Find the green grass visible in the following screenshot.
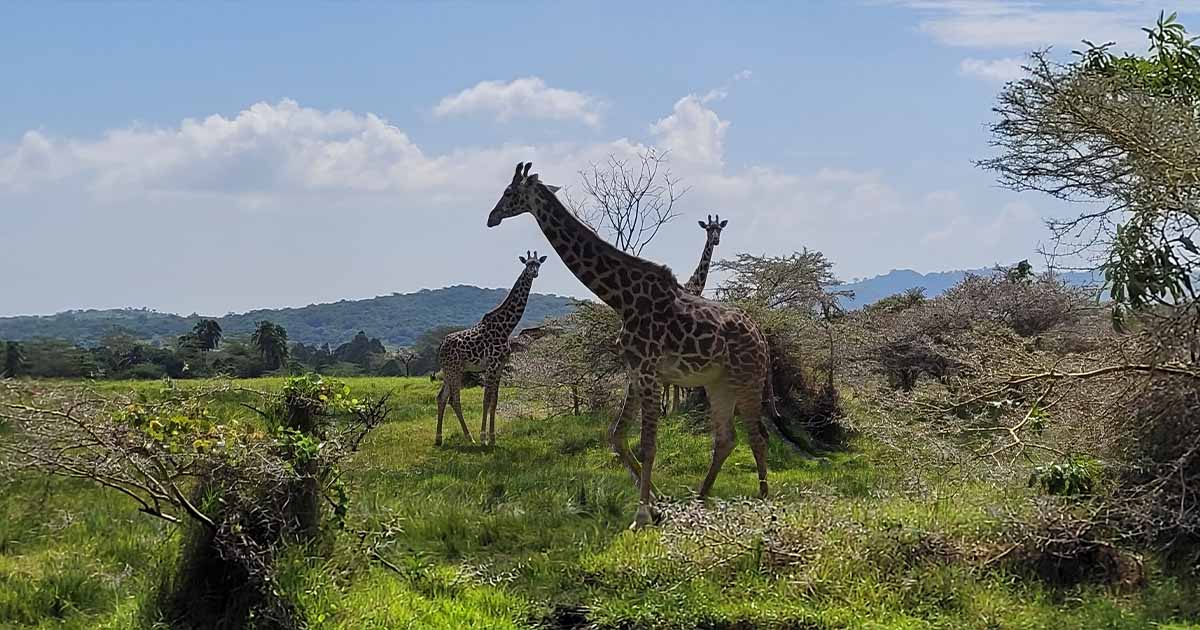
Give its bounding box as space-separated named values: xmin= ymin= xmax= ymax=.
xmin=2 ymin=377 xmax=1198 ymax=629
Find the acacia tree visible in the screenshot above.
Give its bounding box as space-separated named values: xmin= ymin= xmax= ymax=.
xmin=979 ymin=12 xmax=1200 ymax=340
xmin=566 ymin=148 xmax=687 ymax=255
xmin=393 ymin=347 xmax=417 ymax=377
xmin=252 ymin=321 xmax=289 ymax=371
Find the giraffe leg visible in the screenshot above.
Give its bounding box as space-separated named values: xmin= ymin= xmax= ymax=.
xmin=608 ymin=375 xmax=642 ymax=486
xmin=442 ymin=369 xmax=474 ymax=443
xmin=632 ymin=371 xmax=661 ymax=530
xmin=698 ymin=382 xmax=737 ymax=498
xmin=736 ymin=384 xmax=771 ymax=499
xmin=482 ymin=367 xmax=502 ymax=446
xmin=488 ymin=376 xmax=500 ymax=445
xmin=435 ymin=381 xmax=448 ymax=446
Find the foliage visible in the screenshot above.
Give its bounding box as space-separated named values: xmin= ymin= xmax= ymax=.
xmin=252 ymin=320 xmax=289 ymax=371
xmin=2 ymin=341 xmax=24 ymax=378
xmin=980 ymin=13 xmax=1200 ymax=322
xmin=2 ymin=377 xmax=1198 ymax=629
xmin=1028 ymin=457 xmax=1100 ymax=496
xmin=0 ymin=376 xmax=388 ymax=628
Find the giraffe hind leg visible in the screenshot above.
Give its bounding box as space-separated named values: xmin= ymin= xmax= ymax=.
xmin=698 ymin=382 xmax=737 ymax=499
xmin=435 ymin=381 xmax=448 ymax=446
xmin=442 ymin=368 xmax=474 ymax=444
xmin=735 ymin=384 xmax=771 ymax=499
xmin=632 ymin=370 xmax=662 ymax=530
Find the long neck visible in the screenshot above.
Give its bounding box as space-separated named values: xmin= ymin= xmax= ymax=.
xmin=481 ymin=270 xmax=534 ymax=334
xmin=530 ymin=186 xmax=677 ymax=313
xmin=683 ymin=234 xmax=717 ymax=296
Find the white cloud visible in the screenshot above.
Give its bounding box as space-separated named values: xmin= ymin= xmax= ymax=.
xmin=893 ymin=1 xmax=1155 ymax=49
xmin=649 ymin=95 xmax=730 ymax=169
xmin=958 ymin=56 xmax=1026 ymax=81
xmin=0 ymin=94 xmax=1046 ymax=315
xmin=433 ymin=77 xmax=603 ymax=126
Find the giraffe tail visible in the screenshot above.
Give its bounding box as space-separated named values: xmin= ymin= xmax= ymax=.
xmin=761 ymin=348 xmax=820 ymax=456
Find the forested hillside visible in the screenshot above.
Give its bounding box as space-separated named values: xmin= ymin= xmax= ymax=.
xmin=0 ymin=285 xmax=577 ymax=348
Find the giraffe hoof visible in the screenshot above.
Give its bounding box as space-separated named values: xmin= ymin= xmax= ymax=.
xmin=434 ymin=436 xmax=443 ymax=447
xmin=630 ymin=505 xmax=655 ymax=530
xmin=758 ymin=481 xmax=770 ymax=499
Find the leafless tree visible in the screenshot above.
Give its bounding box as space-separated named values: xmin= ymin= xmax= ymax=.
xmin=566 ymin=148 xmax=687 ymax=255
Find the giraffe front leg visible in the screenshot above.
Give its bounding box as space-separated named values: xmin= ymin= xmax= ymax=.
xmin=607 ymin=376 xmax=642 ymax=486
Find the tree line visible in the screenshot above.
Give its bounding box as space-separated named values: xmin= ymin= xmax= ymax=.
xmin=1 ymin=319 xmax=467 ymax=380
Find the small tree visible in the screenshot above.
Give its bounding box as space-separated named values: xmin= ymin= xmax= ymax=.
xmin=193 ymin=319 xmax=223 ymax=352
xmin=393 ymin=347 xmax=417 ymax=377
xmin=566 ymin=149 xmax=686 ymax=255
xmin=2 ymin=341 xmax=24 ymax=378
xmin=252 ymin=321 xmax=289 ymax=371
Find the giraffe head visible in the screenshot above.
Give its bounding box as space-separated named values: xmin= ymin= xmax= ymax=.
xmin=699 ymin=214 xmax=728 ymax=246
xmin=487 ymin=162 xmax=560 ymax=227
xmin=518 ymin=250 xmax=548 ymax=277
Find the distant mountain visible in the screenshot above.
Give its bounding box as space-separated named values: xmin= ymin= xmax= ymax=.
xmin=0 ymin=286 xmax=578 ymax=348
xmin=837 ymin=267 xmax=1102 ymax=310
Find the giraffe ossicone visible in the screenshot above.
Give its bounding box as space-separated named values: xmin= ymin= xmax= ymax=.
xmin=434 ymin=251 xmax=545 ymax=447
xmin=487 ymin=161 xmax=808 ymax=529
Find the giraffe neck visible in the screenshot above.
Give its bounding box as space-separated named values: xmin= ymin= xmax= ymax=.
xmin=683 ymin=235 xmax=717 ymax=296
xmin=529 ymin=186 xmax=678 ymax=314
xmin=481 ymin=270 xmax=534 ymax=335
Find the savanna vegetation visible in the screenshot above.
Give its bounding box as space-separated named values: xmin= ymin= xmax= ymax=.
xmin=3 ymin=13 xmax=1200 ymax=630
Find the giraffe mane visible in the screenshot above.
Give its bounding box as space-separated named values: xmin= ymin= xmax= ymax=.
xmin=532 ymin=181 xmax=681 ymax=288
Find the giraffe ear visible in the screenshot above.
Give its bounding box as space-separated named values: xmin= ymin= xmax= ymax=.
xmin=698 ymin=220 xmax=706 ymax=229
xmin=545 ymin=184 xmax=561 ymax=193
xmin=719 ymin=220 xmax=728 ymax=228
xmin=519 ymin=255 xmax=527 ymax=264
xmin=538 ymin=255 xmax=547 ymax=264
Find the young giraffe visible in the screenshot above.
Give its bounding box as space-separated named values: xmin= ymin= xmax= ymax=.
xmin=682 ymin=214 xmax=727 ymax=296
xmin=668 ymin=214 xmax=728 ymax=411
xmin=435 ymin=251 xmax=547 ymax=447
xmin=487 ymin=162 xmax=803 ymax=529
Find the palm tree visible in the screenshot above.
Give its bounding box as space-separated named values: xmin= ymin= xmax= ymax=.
xmin=3 ymin=341 xmax=26 ymax=378
xmin=251 ymin=321 xmax=289 ymax=371
xmin=193 ymin=319 xmax=223 ymax=351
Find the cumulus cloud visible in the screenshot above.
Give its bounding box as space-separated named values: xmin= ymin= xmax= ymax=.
xmin=958 ymin=56 xmax=1026 ymax=81
xmin=0 ymin=94 xmax=1044 ymax=315
xmin=433 ymin=77 xmax=604 ymax=126
xmin=649 ymin=95 xmax=730 ymax=169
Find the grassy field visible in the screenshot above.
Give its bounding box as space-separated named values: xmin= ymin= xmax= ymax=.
xmin=1 ymin=377 xmax=1198 ymax=629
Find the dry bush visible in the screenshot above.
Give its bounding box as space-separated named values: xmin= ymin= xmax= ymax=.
xmin=0 ymin=376 xmax=387 ymax=629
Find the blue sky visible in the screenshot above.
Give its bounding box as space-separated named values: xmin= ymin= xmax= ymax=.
xmin=2 ymin=1 xmax=1194 ymax=316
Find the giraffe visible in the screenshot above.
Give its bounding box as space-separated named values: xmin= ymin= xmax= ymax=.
xmin=435 ymin=251 xmax=547 ymax=447
xmin=487 ymin=162 xmax=805 ymax=529
xmin=682 ymin=214 xmax=727 ymax=296
xmin=669 ymin=214 xmax=728 ymax=412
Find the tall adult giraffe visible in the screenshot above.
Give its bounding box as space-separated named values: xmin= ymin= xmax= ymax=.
xmin=487 ymin=162 xmax=804 ymax=529
xmin=435 ymin=251 xmax=547 ymax=446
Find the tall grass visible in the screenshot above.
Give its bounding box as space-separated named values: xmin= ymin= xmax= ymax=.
xmin=1 ymin=377 xmax=1197 ymax=628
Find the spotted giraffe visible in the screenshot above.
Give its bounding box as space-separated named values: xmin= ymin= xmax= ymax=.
xmin=487 ymin=162 xmax=805 ymax=529
xmin=682 ymin=214 xmax=727 ymax=296
xmin=435 ymin=252 xmax=547 ymax=447
xmin=668 ymin=214 xmax=729 ymax=411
